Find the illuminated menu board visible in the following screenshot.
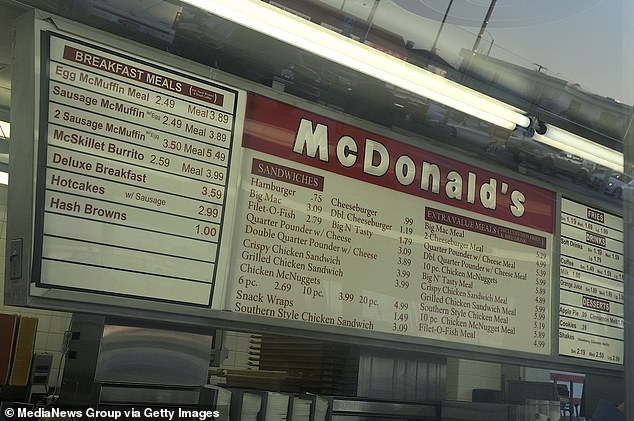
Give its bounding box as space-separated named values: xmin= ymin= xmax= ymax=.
xmin=559 ymin=198 xmax=624 ymax=364
xmin=34 ymin=32 xmax=244 ymax=307
xmin=227 ymin=95 xmax=555 ymax=354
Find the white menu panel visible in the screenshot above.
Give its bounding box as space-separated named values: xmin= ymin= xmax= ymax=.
xmin=559 ymin=198 xmax=624 ymax=364
xmin=227 ymin=95 xmax=555 ymax=355
xmin=34 ymin=32 xmax=244 ymax=307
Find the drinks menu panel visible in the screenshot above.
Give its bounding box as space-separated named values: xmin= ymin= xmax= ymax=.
xmin=34 ymin=32 xmax=244 ymax=307
xmin=559 ymin=198 xmax=624 ymax=364
xmin=227 ymin=95 xmax=555 ymax=354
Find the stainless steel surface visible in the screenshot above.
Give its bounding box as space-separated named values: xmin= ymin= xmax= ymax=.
xmin=332 ymin=399 xmax=438 ymax=416
xmin=61 ymin=314 xmax=214 ymax=405
xmin=440 ymin=401 xmax=513 ymax=421
xmin=330 ymin=398 xmax=439 ymax=420
xmin=60 ymin=313 xmax=105 ymax=405
xmin=357 ymin=351 xmax=446 ymax=402
xmin=99 ymin=385 xmax=201 ymax=405
xmin=330 ymin=415 xmax=418 ymax=421
xmin=94 ymin=324 xmax=212 ymax=386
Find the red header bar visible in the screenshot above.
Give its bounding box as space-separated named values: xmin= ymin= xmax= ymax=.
xmin=425 ymin=207 xmax=547 ymax=249
xmin=243 ymin=95 xmax=554 ymax=233
xmin=62 ymin=45 xmax=224 ymax=106
xmin=251 ymin=158 xmax=324 ymax=191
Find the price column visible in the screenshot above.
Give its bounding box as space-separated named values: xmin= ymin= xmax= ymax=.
xmin=532 ymin=250 xmax=548 ymax=350
xmin=392 ymin=217 xmax=415 ymax=334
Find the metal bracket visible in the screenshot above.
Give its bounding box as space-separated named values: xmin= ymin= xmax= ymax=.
xmin=9 ymin=238 xmax=23 ymax=279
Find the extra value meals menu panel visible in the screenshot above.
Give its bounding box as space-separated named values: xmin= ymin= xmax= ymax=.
xmin=34 ymin=32 xmax=244 ymax=307
xmin=559 ymin=198 xmax=624 ymax=364
xmin=228 ymin=95 xmax=555 ymax=354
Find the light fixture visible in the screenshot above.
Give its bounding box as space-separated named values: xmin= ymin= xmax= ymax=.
xmin=533 ymin=123 xmax=623 ymax=173
xmin=183 ymin=1 xmax=623 ymax=173
xmin=181 ymin=0 xmax=530 ymax=131
xmin=0 ymin=171 xmax=7 ymax=185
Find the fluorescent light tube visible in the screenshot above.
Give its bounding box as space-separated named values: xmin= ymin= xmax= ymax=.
xmin=0 ymin=121 xmax=9 ymax=139
xmin=534 ymin=124 xmax=623 ymax=173
xmin=185 ymin=1 xmax=622 ymax=172
xmin=0 ymin=171 xmax=7 ymax=185
xmin=182 ymin=0 xmax=530 ymax=130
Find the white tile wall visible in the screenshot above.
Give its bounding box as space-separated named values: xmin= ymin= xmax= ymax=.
xmin=0 ymin=184 xmax=72 ymax=390
xmin=220 ymin=332 xmax=259 ymax=370
xmin=522 ymin=366 xmax=552 ymax=382
xmin=446 ymin=358 xmax=502 ymax=401
xmin=445 ymin=358 xmax=459 ymax=400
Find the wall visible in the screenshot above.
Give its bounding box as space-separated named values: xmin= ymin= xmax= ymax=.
xmin=219 ymin=331 xmax=256 ymax=370
xmin=0 ymin=183 xmax=72 ymax=391
xmin=446 ymin=358 xmax=502 ymax=401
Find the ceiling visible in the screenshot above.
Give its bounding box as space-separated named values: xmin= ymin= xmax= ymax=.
xmin=0 ymin=0 xmax=631 ymax=110
xmin=0 ymin=0 xmax=630 ymax=150
xmin=390 ymin=0 xmax=607 ymax=28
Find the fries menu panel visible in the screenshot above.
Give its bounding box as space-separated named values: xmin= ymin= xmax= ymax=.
xmin=34 ymin=32 xmax=244 ymax=307
xmin=227 ymin=95 xmax=556 ymax=354
xmin=559 ymin=198 xmax=624 ymax=364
